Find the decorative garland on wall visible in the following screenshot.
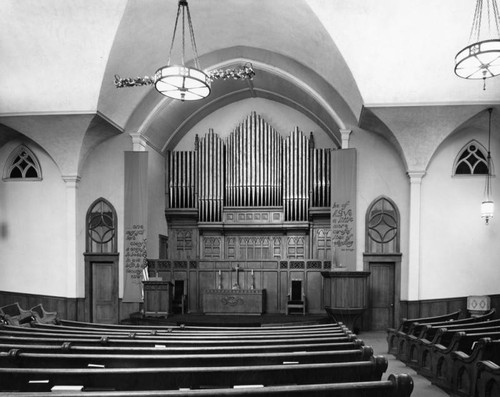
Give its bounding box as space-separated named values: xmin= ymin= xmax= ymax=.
xmin=114 ymin=63 xmax=255 ymax=89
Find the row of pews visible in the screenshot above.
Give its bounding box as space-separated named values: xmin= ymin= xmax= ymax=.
xmin=387 ymin=309 xmax=500 ymax=397
xmin=0 ymin=303 xmax=415 ymax=396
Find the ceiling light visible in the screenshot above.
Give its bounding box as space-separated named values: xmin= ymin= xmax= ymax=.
xmin=481 ymin=108 xmax=495 ymax=224
xmin=114 ymin=1 xmax=254 ymax=100
xmin=455 ymin=0 xmax=500 ymax=90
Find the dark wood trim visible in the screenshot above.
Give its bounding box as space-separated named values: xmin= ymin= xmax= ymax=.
xmin=400 ymin=294 xmax=500 ymax=321
xmin=0 ymin=290 xmax=84 ymax=321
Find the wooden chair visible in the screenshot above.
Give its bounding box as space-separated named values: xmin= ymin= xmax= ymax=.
xmin=0 ymin=302 xmax=33 ymax=326
xmin=172 ymin=279 xmax=187 ymax=314
xmin=30 ymin=304 xmax=59 ymax=324
xmin=287 ymin=279 xmax=306 ymax=315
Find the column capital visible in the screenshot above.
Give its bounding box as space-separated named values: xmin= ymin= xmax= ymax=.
xmin=339 ymin=129 xmax=352 ymax=149
xmin=407 ymin=170 xmax=426 ymax=183
xmin=129 ymin=132 xmax=148 ymax=152
xmin=61 ymin=174 xmax=81 ymax=187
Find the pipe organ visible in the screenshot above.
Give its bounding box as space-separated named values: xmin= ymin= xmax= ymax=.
xmin=165 ymin=112 xmax=333 ymax=262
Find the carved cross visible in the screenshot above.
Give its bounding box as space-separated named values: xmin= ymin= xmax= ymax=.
xmin=232 ymin=264 xmax=240 ymax=289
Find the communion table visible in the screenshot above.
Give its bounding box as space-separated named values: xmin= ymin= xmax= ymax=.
xmin=203 ymin=289 xmax=265 ymax=315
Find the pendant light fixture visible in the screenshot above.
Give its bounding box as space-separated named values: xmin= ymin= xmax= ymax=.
xmin=154 ymin=0 xmax=210 ymax=101
xmin=454 ymin=0 xmax=500 ymax=90
xmin=114 ymin=1 xmax=255 ymax=99
xmin=481 ymin=108 xmax=495 ymax=224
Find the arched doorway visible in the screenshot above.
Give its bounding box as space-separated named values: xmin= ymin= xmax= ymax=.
xmin=363 ymin=196 xmax=401 ymax=330
xmin=84 ymin=198 xmax=119 ymax=323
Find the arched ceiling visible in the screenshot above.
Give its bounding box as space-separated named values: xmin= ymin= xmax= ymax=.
xmin=1 ymin=0 xmax=500 ymax=172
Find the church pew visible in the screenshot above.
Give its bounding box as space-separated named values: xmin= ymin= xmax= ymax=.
xmin=27 ymin=323 xmax=350 ymax=338
xmin=428 ymin=330 xmax=500 ymax=391
xmin=0 ymin=329 xmax=358 ymax=347
xmin=0 ymin=338 xmax=365 ymax=354
xmin=0 ymin=373 xmax=414 ymax=397
xmin=0 ymin=345 xmax=374 ymax=368
xmin=0 ymin=356 xmax=388 ymax=392
xmin=476 ymin=359 xmax=500 ymax=397
xmin=387 ymin=310 xmax=462 ymax=354
xmin=450 ymin=337 xmax=500 ymax=397
xmin=60 ymin=319 xmax=345 ymax=332
xmin=395 ymin=310 xmax=496 ymax=362
xmin=36 ymin=321 xmax=349 ymax=335
xmin=404 ymin=318 xmax=500 ymax=368
xmin=404 ymin=310 xmax=496 ymax=342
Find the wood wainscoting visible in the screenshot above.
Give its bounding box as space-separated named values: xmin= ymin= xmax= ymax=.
xmin=0 ymin=291 xmax=141 ymax=324
xmin=400 ymin=294 xmax=500 ymax=321
xmin=0 ymin=290 xmax=83 ymax=321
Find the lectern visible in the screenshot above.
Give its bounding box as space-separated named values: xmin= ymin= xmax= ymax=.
xmin=321 ymin=271 xmax=370 ymax=332
xmin=142 ymin=280 xmax=172 ymax=317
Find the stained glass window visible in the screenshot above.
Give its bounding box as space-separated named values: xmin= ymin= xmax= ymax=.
xmin=454 ymin=141 xmax=490 ymax=175
xmin=86 ymin=198 xmax=117 ymax=253
xmin=3 ymin=145 xmax=42 ymax=181
xmin=366 ymin=197 xmax=400 ymax=254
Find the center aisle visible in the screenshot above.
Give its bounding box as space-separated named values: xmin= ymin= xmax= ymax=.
xmin=360 ymin=331 xmax=450 ymax=397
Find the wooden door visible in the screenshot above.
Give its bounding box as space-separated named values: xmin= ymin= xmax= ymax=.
xmin=368 ymin=262 xmax=395 ymax=330
xmin=91 ymin=262 xmax=118 ymax=324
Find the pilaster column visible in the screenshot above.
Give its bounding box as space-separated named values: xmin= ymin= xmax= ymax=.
xmin=340 ymin=129 xmax=352 ymax=149
xmin=62 ymin=174 xmax=81 ymax=298
xmin=129 ymin=132 xmax=148 ymax=151
xmin=407 ymin=170 xmax=426 ymax=301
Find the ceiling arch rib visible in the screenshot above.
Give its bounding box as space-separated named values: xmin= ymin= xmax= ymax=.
xmin=125 ymin=47 xmax=358 ymax=152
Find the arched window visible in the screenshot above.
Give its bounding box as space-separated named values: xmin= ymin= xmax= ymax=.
xmin=453 ymin=140 xmax=491 ymax=175
xmin=86 ymin=198 xmax=117 ymax=254
xmin=3 ymin=145 xmax=42 ymax=181
xmin=365 ymin=196 xmax=400 ymax=254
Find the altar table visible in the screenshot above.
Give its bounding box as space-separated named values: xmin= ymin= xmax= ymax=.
xmin=203 ymin=289 xmax=265 ymax=315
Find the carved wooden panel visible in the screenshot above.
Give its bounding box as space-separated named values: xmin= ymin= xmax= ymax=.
xmin=287 ymin=236 xmax=305 ymax=258
xmin=314 ymin=228 xmax=332 ymax=260
xmin=202 ymin=237 xmax=221 ymax=259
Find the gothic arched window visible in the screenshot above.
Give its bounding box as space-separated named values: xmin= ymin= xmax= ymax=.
xmin=454 ymin=140 xmax=491 ymax=175
xmin=366 ymin=196 xmax=400 ymax=254
xmin=86 ymin=198 xmax=117 ymax=254
xmin=3 ymin=145 xmax=42 ymax=181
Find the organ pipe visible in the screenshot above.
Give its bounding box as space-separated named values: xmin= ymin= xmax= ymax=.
xmin=225 ymin=112 xmax=283 ymax=207
xmin=167 ymin=150 xmax=197 ymax=208
xmin=167 ymin=112 xmax=330 ymax=222
xmin=310 ymin=148 xmax=331 ymax=207
xmin=198 ymin=129 xmax=224 ymax=222
xmin=283 ymin=127 xmax=309 ymax=222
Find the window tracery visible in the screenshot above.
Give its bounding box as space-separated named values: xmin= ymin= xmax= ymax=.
xmin=3 ymin=145 xmax=42 ymax=181
xmin=454 ymin=140 xmax=491 ymax=175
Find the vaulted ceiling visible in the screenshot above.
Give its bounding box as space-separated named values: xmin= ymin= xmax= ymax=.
xmin=1 ymin=0 xmax=499 ymax=172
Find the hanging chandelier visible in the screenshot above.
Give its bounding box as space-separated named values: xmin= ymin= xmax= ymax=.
xmin=155 ymin=0 xmax=210 ymax=101
xmin=481 ymin=108 xmax=495 ymax=224
xmin=454 ymin=0 xmax=500 ymax=90
xmin=114 ymin=0 xmax=255 ymax=101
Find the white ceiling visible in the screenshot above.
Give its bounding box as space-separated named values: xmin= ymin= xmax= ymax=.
xmin=1 ymin=0 xmax=499 ymax=123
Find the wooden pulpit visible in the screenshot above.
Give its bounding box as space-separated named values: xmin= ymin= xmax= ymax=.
xmin=321 ymin=271 xmax=370 ymax=332
xmin=142 ymin=280 xmax=172 ymax=317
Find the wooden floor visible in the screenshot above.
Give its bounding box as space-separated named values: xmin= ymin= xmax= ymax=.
xmin=124 ymin=312 xmax=331 ymax=327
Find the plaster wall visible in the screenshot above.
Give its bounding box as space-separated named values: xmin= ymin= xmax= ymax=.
xmin=0 ymin=141 xmax=67 ymax=296
xmin=420 ymin=127 xmax=499 ymax=299
xmin=146 ymin=147 xmax=168 ymax=259
xmin=77 ymin=133 xmax=129 ymax=298
xmin=174 ymin=98 xmax=335 ymax=150
xmin=351 ymin=128 xmax=410 ymax=298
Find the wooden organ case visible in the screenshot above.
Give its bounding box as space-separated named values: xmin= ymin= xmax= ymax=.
xmin=154 ymin=112 xmax=336 ymax=314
